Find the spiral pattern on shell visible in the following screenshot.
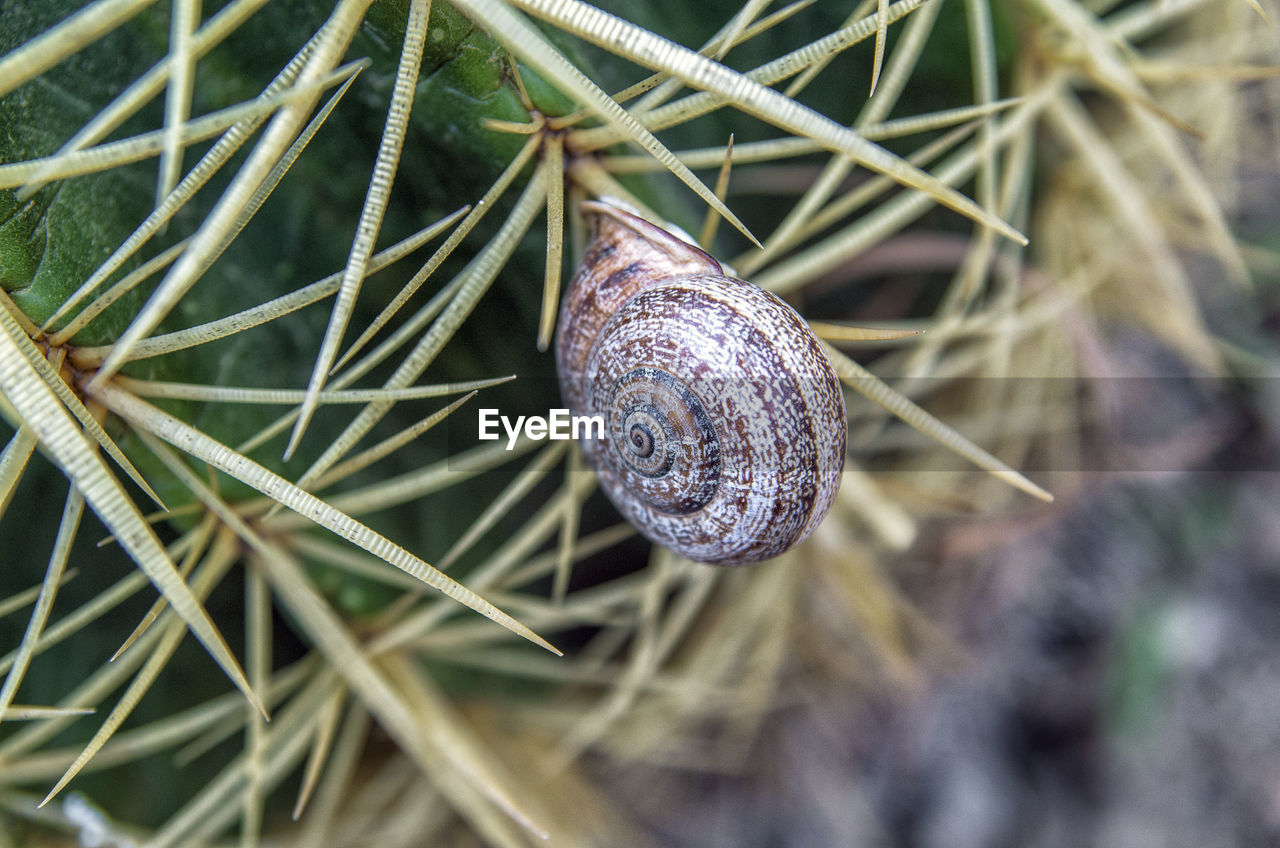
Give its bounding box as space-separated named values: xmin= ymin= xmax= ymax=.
xmin=556 ymin=201 xmax=847 ymax=565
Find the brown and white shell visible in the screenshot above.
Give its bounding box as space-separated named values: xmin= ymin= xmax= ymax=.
xmin=555 ymin=201 xmax=847 ymax=565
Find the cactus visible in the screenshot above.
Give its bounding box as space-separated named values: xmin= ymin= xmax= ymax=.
xmin=0 ymin=0 xmax=1263 ymax=843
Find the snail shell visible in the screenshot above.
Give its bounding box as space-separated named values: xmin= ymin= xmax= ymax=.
xmin=555 ymin=201 xmax=847 ymax=566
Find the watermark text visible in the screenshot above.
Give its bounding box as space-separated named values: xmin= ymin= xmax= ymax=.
xmin=478 ymin=408 xmax=605 ymax=449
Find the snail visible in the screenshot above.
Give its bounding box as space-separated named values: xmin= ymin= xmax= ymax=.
xmin=555 ymin=201 xmax=847 ymax=565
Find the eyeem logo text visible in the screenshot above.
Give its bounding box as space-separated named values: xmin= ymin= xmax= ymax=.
xmin=478 ymin=408 xmax=605 ymax=450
